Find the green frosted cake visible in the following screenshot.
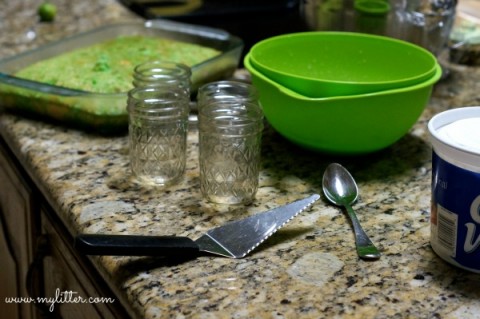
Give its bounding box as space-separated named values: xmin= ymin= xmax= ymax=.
xmin=15 ymin=35 xmax=221 ymax=93
xmin=0 ymin=34 xmax=237 ymax=133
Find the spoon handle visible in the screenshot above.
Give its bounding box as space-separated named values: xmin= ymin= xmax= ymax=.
xmin=345 ymin=205 xmax=381 ymax=260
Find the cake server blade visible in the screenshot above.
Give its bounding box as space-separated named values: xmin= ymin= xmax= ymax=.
xmin=74 ymin=194 xmax=320 ymax=259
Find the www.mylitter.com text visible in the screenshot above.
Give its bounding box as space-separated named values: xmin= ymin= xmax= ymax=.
xmin=4 ymin=288 xmax=116 ymax=312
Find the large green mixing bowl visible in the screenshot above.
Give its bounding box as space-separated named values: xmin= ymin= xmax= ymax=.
xmin=249 ymin=32 xmax=438 ymax=98
xmin=245 ymin=53 xmax=442 ymax=154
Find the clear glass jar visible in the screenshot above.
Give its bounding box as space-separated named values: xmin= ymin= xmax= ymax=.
xmin=198 ymin=101 xmax=264 ymax=204
xmin=132 ymin=60 xmax=192 ymax=98
xmin=127 ymin=86 xmax=190 ymax=186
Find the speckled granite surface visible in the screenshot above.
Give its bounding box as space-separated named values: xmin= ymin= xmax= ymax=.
xmin=1 ymin=1 xmax=480 ymax=318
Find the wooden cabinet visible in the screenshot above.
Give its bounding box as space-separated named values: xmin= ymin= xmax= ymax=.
xmin=0 ymin=139 xmax=130 ymax=319
xmin=39 ymin=206 xmax=129 ymax=318
xmin=0 ymin=139 xmax=39 ymax=319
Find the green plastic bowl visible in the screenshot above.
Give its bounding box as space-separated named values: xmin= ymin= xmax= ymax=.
xmin=249 ymin=32 xmax=438 ymax=98
xmin=245 ymin=53 xmax=442 ymax=154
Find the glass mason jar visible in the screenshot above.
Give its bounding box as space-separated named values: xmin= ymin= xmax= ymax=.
xmin=132 ymin=60 xmax=192 ymax=98
xmin=198 ymin=101 xmax=264 ymax=205
xmin=127 ymin=86 xmax=190 ymax=186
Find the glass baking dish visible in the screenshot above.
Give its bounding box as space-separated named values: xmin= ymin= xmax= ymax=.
xmin=0 ymin=20 xmax=243 ymax=133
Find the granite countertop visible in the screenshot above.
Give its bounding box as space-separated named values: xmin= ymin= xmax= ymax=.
xmin=1 ymin=1 xmax=480 ymax=318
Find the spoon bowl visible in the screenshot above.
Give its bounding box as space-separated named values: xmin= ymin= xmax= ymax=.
xmin=323 ymin=164 xmax=359 ymax=206
xmin=322 ymin=163 xmax=381 ymax=260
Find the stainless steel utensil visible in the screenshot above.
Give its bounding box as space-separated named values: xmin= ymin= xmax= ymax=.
xmin=74 ymin=194 xmax=320 ymax=258
xmin=322 ymin=163 xmax=381 ymax=260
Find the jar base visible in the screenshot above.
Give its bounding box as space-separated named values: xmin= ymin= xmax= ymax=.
xmin=204 ymin=194 xmax=254 ymax=205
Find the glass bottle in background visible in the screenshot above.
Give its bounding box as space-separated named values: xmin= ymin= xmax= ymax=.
xmin=127 ymin=86 xmax=190 ymax=186
xmin=394 ymin=0 xmax=457 ymax=56
xmin=300 ymin=0 xmax=347 ymax=32
xmin=353 ymin=0 xmax=391 ymax=35
xmin=300 ymin=0 xmax=457 ymax=57
xmin=198 ymin=101 xmax=264 ymax=205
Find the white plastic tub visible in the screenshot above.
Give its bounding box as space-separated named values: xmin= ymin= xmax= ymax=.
xmin=428 ymin=106 xmax=480 ymax=273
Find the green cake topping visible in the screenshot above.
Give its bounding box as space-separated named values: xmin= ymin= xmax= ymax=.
xmin=15 ymin=35 xmax=221 ymax=93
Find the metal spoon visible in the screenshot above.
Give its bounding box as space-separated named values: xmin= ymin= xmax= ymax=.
xmin=322 ymin=163 xmax=381 ymax=260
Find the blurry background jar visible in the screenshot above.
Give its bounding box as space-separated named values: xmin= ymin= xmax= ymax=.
xmin=447 ymin=0 xmax=480 ymax=66
xmin=127 ymin=86 xmax=190 ymax=186
xmin=300 ymin=0 xmax=457 ymax=56
xmin=395 ymin=0 xmax=457 ymax=56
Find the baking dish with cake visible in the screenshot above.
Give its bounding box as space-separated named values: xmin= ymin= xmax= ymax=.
xmin=0 ymin=19 xmax=243 ymax=133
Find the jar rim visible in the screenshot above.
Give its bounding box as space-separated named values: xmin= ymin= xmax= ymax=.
xmin=133 ymin=60 xmax=192 ymax=76
xmin=128 ymin=86 xmax=187 ymax=99
xmin=197 ymin=80 xmax=259 ymax=100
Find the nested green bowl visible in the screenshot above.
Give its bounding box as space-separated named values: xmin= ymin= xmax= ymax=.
xmin=249 ymin=32 xmax=438 ymax=98
xmin=245 ymin=53 xmax=442 ymax=154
